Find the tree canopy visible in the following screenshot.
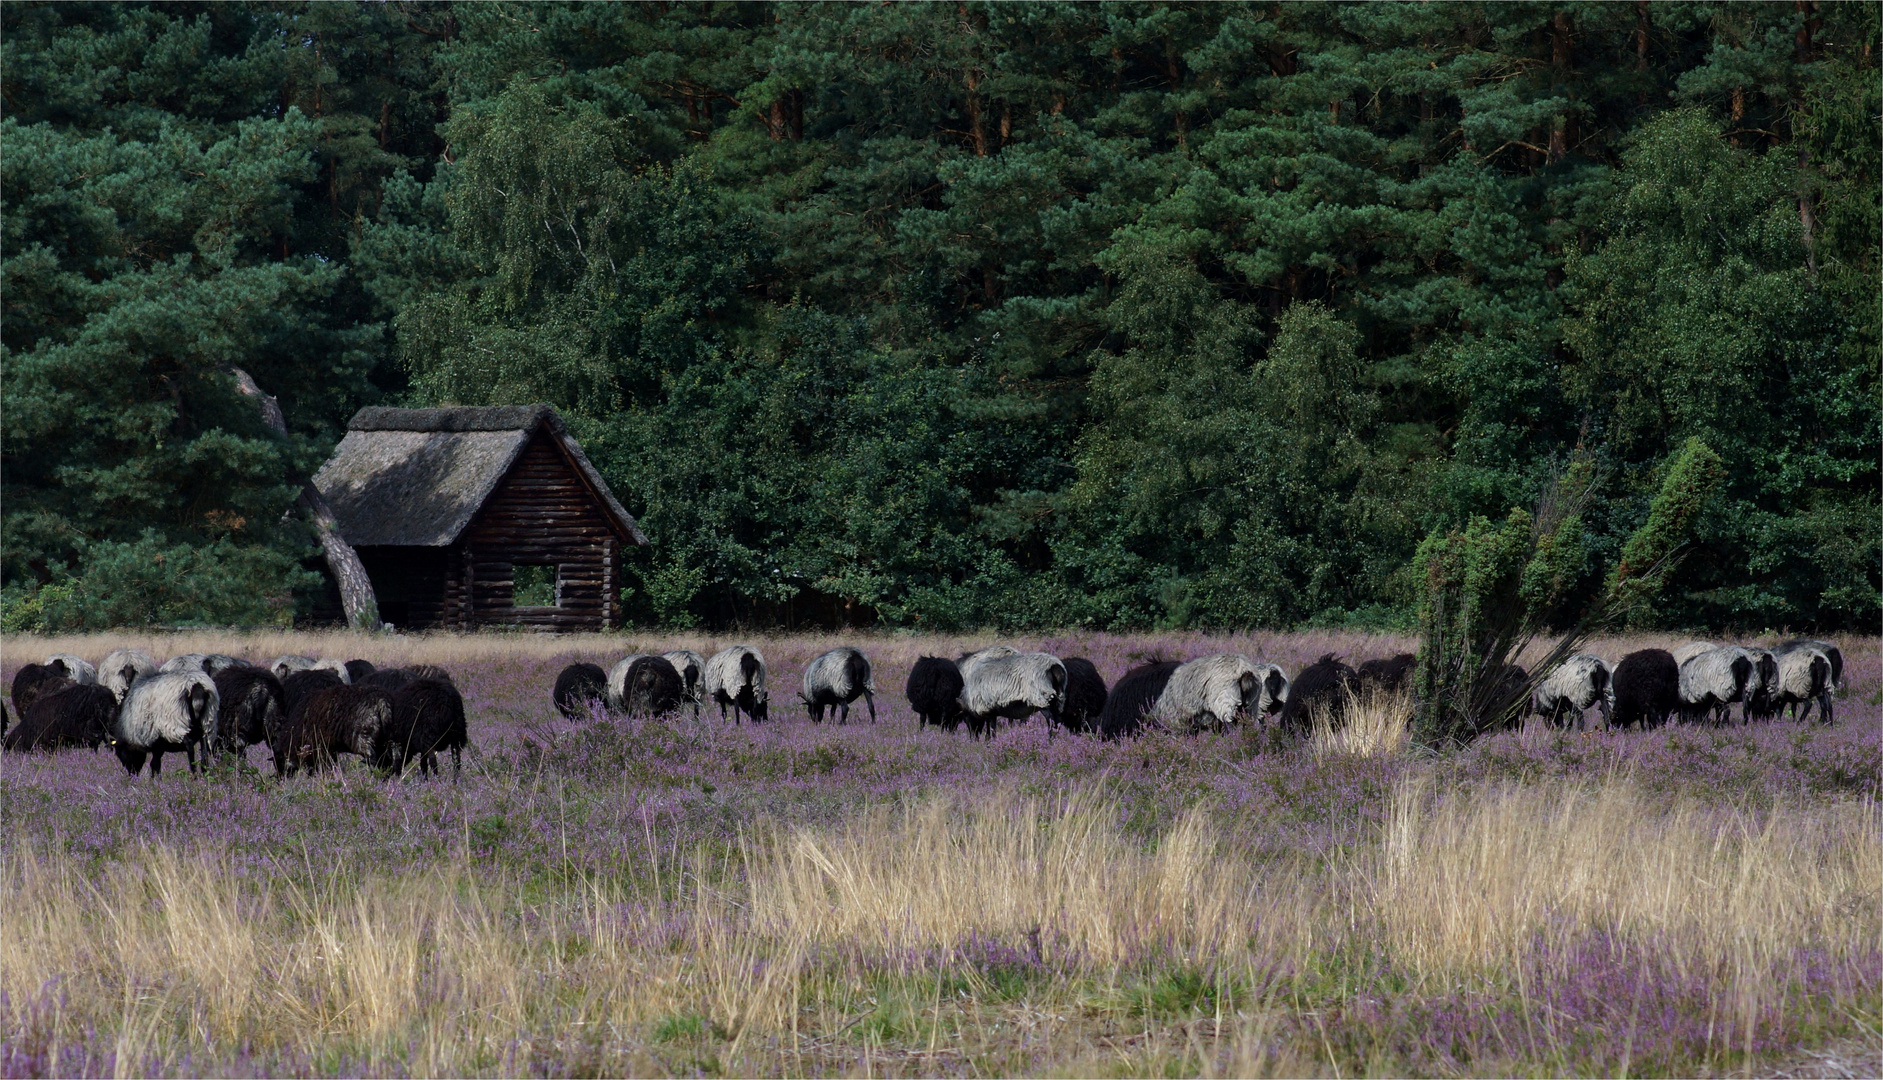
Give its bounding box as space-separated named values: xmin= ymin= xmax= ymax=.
xmin=3 ymin=1 xmax=1876 ymax=633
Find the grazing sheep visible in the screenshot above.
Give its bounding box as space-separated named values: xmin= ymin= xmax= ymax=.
xmin=800 ymin=647 xmax=877 ymax=724
xmin=1676 ymin=646 xmax=1754 ymax=724
xmin=1156 ymin=654 xmax=1287 ymax=732
xmin=1097 ymin=661 xmax=1182 ymax=739
xmin=1056 ymin=658 xmax=1108 ymax=733
xmin=1532 ymin=654 xmax=1611 ymax=729
xmin=552 ymin=663 xmax=609 ymax=720
xmin=211 ymin=666 xmax=285 ymax=761
xmin=376 ymin=678 xmax=468 ymax=778
xmin=614 ymin=655 xmax=686 ymax=717
xmin=1278 ymin=655 xmax=1359 ymax=734
xmin=43 ymin=654 xmax=97 ymax=685
xmin=277 ymin=685 xmax=394 ymax=777
xmin=357 ymin=668 xmax=416 ymax=692
xmin=905 ymin=657 xmax=965 ymax=730
xmin=662 ymin=650 xmax=708 ymax=718
xmin=4 ymin=684 xmax=117 ymax=752
xmin=344 ymin=659 xmax=377 ymax=682
xmin=1770 ymin=645 xmax=1834 ymax=724
xmin=956 ymin=645 xmax=1020 ymax=684
xmin=270 ymin=655 xmax=318 ymax=680
xmin=280 ymin=669 xmax=346 ymax=715
xmin=1743 ymin=648 xmax=1783 ymax=722
xmin=113 ymin=671 xmax=218 ymax=776
xmin=404 ymin=664 xmax=454 ymax=685
xmin=959 ymin=652 xmax=1066 ymax=739
xmin=10 ymin=663 xmax=66 ymax=716
xmin=1611 ymin=649 xmax=1680 ymax=729
xmin=100 ymin=648 xmax=159 ymax=702
xmin=1776 ymin=639 xmax=1843 ymax=693
xmin=704 ymin=646 xmax=769 ymax=724
xmin=1356 ymin=653 xmax=1417 ymax=694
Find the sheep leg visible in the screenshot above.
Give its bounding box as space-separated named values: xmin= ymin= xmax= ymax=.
xmin=149 ymin=752 xmax=163 ymax=777
xmin=186 ymin=743 xmax=198 ymax=774
xmin=864 ymin=692 xmax=876 ymax=723
xmin=1817 ymin=693 xmax=1833 ymax=726
xmin=837 ymin=702 xmax=848 ymax=725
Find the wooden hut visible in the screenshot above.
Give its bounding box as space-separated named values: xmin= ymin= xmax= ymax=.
xmin=312 ymin=405 xmax=646 ymax=631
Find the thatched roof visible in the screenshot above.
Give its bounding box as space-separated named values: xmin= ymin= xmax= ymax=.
xmin=313 ymin=405 xmax=647 ymax=547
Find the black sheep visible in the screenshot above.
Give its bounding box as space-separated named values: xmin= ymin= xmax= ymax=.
xmin=211 ymin=665 xmax=286 ymax=760
xmin=377 ymin=678 xmax=468 ymax=779
xmin=1356 ymin=653 xmax=1416 ymax=694
xmin=553 ymin=662 xmax=609 ymax=720
xmin=277 ymin=684 xmax=393 ymax=777
xmin=1487 ymin=663 xmax=1531 ymax=730
xmin=620 ymin=655 xmax=686 ymax=717
xmin=10 ymin=663 xmax=66 ymax=717
xmin=1098 ymin=661 xmax=1181 ymax=739
xmin=344 ymin=659 xmax=377 ymax=682
xmin=905 ymin=657 xmax=965 ymax=730
xmin=4 ymin=684 xmax=117 ymax=752
xmin=280 ymin=669 xmax=346 ymax=715
xmin=358 ymin=668 xmax=416 ymax=692
xmin=1611 ymin=649 xmax=1680 ymax=730
xmin=1057 ymin=658 xmax=1108 ymax=733
xmin=405 ymin=664 xmax=455 ymax=685
xmin=1277 ymin=654 xmax=1359 ymax=734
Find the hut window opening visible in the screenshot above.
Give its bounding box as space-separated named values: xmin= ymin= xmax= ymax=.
xmin=513 ymin=563 xmax=561 ymax=608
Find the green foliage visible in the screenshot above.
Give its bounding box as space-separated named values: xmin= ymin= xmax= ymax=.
xmin=17 ymin=532 xmax=317 ymax=631
xmin=2 ymin=3 xmax=1876 ymax=631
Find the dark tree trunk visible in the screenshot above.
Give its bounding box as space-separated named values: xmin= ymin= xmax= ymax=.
xmin=226 ymin=366 xmax=381 ymax=630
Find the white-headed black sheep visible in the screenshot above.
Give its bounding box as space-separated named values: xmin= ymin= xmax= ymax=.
xmin=800 ymin=647 xmax=876 ymax=724
xmin=1355 ymin=653 xmax=1417 ymax=694
xmin=905 ymin=657 xmax=965 ymax=730
xmin=1097 ymin=661 xmax=1181 ymax=739
xmin=280 ymin=668 xmax=346 ymax=716
xmin=211 ymin=665 xmax=285 ymax=762
xmin=958 ymin=651 xmax=1066 ymax=739
xmin=5 ymin=683 xmax=117 ymax=752
xmin=616 ymin=655 xmax=686 ymax=717
xmin=277 ymin=684 xmax=393 ymax=777
xmin=1278 ymin=655 xmax=1358 ymax=734
xmin=1611 ymin=649 xmax=1679 ymax=729
xmin=553 ymin=662 xmax=609 ymax=720
xmin=375 ymin=678 xmax=468 ymax=778
xmin=44 ymin=654 xmax=97 ymax=685
xmin=113 ymin=671 xmax=217 ymax=776
xmin=1532 ymin=654 xmax=1611 ymax=729
xmin=100 ymin=648 xmax=159 ymax=703
xmin=1156 ymin=654 xmax=1288 ymax=732
xmin=11 ymin=663 xmax=67 ymax=716
xmin=1056 ymin=658 xmax=1108 ymax=733
xmin=662 ymin=650 xmax=707 ymax=718
xmin=704 ymin=646 xmax=768 ymax=724
xmin=1770 ymin=645 xmax=1834 ymax=724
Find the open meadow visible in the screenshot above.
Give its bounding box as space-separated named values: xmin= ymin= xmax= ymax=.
xmin=1 ymin=629 xmax=1878 ymax=1078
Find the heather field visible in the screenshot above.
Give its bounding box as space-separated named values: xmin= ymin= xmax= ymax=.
xmin=1 ymin=630 xmax=1878 ymax=1079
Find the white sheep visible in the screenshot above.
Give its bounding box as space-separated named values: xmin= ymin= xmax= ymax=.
xmin=112 ymin=670 xmax=218 ymax=776
xmin=800 ymin=647 xmax=877 ymax=724
xmin=958 ymin=651 xmax=1065 ymax=739
xmin=704 ymin=646 xmax=769 ymax=724
xmin=1770 ymin=645 xmax=1835 ymax=724
xmin=1532 ymin=654 xmax=1612 ymax=729
xmin=1155 ymin=654 xmax=1286 ymax=731
xmin=956 ymin=645 xmax=1020 ymax=683
xmin=1677 ymin=645 xmax=1753 ymax=724
xmin=43 ymin=654 xmax=97 ymax=685
xmin=100 ymin=648 xmax=159 ymax=703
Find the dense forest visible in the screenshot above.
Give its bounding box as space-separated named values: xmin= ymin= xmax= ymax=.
xmin=2 ymin=2 xmax=1877 ymax=633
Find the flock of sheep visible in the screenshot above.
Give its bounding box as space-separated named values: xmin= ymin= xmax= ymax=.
xmin=2 ymin=635 xmax=1843 ymax=778
xmin=553 ymin=637 xmax=1847 ymax=738
xmin=4 ymin=650 xmax=466 ymax=778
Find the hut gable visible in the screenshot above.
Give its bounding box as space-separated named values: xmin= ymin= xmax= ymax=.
xmin=315 ymin=406 xmax=645 ymax=548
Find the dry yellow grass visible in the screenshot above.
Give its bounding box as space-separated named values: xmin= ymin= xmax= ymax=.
xmin=2 ymin=779 xmax=1874 ymax=1076
xmin=1308 ymin=685 xmax=1413 ymax=759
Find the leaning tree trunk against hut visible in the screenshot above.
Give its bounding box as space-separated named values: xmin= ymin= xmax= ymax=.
xmin=225 ymin=366 xmax=381 ymax=630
